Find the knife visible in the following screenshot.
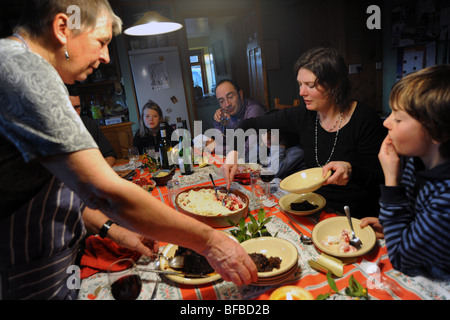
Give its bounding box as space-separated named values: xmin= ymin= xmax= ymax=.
xmin=138 ymin=268 xmax=211 ymax=278
xmin=123 ymin=170 xmax=136 ymax=181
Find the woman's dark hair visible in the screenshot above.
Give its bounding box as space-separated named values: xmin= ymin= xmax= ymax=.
xmin=137 ymin=100 xmax=163 ymax=137
xmin=294 ymin=47 xmax=352 ymax=112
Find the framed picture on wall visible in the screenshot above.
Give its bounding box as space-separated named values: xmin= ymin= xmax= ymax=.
xmin=212 ymin=40 xmax=227 ymax=75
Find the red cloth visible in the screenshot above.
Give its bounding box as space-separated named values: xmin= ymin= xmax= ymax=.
xmin=80 ymin=236 xmax=141 ymax=279
xmin=319 ymin=210 xmax=339 ymax=221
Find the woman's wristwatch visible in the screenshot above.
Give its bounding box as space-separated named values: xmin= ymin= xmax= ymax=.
xmin=99 ymin=220 xmax=118 ymax=238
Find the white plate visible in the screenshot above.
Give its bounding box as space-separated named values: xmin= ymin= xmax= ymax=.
xmin=240 ymin=237 xmax=298 ymax=278
xmin=160 ymin=244 xmax=221 ymax=285
xmin=312 ymin=217 xmax=376 ymax=258
xmin=158 ymin=232 xmax=238 ymax=285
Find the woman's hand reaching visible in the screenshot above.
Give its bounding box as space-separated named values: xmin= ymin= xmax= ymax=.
xmin=220 ymin=150 xmax=239 ymax=188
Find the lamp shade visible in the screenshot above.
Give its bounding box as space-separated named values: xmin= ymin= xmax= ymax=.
xmin=124 ymin=11 xmax=183 ymax=36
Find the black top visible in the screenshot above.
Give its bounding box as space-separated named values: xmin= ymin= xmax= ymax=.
xmin=238 ymin=101 xmax=387 ymax=217
xmin=82 ymin=117 xmax=117 ymax=159
xmin=133 ymin=122 xmax=176 ymax=155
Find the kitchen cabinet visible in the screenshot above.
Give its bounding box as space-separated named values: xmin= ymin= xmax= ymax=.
xmin=75 ymin=39 xmax=130 ymax=125
xmin=99 ymin=122 xmax=133 ymax=160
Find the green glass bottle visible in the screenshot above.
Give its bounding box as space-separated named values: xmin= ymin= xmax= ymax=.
xmin=178 ymin=124 xmax=193 ymax=175
xmin=159 ymin=123 xmax=173 ymax=169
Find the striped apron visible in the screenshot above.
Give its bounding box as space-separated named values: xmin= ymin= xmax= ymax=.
xmin=0 ymin=176 xmax=85 ymax=299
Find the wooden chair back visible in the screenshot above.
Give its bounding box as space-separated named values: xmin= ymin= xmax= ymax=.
xmin=274 ymin=98 xmax=301 ymax=109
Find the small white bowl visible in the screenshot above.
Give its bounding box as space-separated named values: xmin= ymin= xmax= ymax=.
xmin=279 ymin=192 xmax=326 ymax=216
xmin=280 ymin=167 xmax=331 ymax=194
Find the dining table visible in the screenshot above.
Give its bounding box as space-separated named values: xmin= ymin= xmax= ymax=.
xmin=78 ymin=157 xmax=450 ymax=301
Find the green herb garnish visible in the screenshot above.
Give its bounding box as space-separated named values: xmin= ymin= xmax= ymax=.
xmin=316 ymin=271 xmax=368 ymax=300
xmin=226 ymin=208 xmax=276 ymax=243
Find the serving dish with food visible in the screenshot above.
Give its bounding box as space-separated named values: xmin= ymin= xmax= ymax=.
xmin=175 ymin=186 xmax=249 ymax=227
xmin=233 ymin=163 xmax=260 ymax=184
xmin=152 ymin=168 xmax=175 ymax=186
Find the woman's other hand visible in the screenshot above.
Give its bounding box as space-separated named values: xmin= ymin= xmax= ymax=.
xmin=109 ymin=224 xmax=159 ymax=257
xmin=321 ymin=161 xmax=352 ymax=186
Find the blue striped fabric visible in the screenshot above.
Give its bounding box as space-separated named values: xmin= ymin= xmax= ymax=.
xmin=379 ymin=158 xmax=450 ymax=281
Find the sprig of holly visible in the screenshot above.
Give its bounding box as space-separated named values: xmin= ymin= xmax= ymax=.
xmin=316 ymin=271 xmax=368 ymax=300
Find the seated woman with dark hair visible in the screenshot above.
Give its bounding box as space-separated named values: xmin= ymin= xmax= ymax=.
xmin=222 ymin=47 xmax=387 ymax=218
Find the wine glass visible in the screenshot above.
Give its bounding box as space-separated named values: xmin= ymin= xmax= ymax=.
xmin=128 ymin=147 xmax=139 ymax=169
xmin=219 ymin=109 xmax=230 ymax=136
xmin=260 ymin=163 xmax=275 ymax=204
xmin=108 ymin=258 xmax=142 ymax=300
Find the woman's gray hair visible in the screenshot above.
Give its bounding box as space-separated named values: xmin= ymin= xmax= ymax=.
xmin=14 ymin=0 xmax=122 ymax=37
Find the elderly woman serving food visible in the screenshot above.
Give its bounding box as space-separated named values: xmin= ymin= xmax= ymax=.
xmin=0 ymin=0 xmax=257 ymax=299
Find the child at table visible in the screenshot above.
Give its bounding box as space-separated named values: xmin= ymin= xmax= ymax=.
xmin=361 ymin=64 xmax=450 ymax=281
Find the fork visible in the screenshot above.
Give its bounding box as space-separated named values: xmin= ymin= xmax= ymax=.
xmin=222 ymin=188 xmax=230 ymax=206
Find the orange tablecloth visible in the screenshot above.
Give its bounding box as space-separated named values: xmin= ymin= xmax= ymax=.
xmin=79 ymin=163 xmax=449 ymax=300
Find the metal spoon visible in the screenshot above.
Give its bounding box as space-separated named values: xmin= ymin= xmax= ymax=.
xmin=344 ymin=206 xmax=362 ymax=249
xmin=153 ymin=253 xmax=184 ymax=269
xmin=209 ymin=174 xmax=220 ymax=201
xmin=287 ymin=220 xmax=313 ymax=245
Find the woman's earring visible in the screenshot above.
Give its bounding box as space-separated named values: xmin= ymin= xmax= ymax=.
xmin=64 ymin=46 xmax=70 ymax=60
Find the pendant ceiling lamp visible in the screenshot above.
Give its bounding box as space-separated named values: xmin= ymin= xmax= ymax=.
xmin=124 ymin=11 xmax=183 ymax=36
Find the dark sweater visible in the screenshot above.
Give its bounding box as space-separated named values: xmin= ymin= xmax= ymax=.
xmin=82 ymin=117 xmax=117 ymax=159
xmin=133 ymin=122 xmax=176 ymax=155
xmin=238 ymin=101 xmax=387 ymax=217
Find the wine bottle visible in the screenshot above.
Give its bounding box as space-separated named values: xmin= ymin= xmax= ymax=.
xmin=159 ymin=123 xmax=173 ymax=169
xmin=178 ymin=124 xmax=193 ymax=175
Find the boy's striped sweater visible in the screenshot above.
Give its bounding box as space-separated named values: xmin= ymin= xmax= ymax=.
xmin=379 ymin=157 xmax=450 ymax=281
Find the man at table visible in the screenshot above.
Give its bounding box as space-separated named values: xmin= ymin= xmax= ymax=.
xmin=68 ymin=93 xmax=152 ymax=264
xmin=69 ymin=94 xmax=116 ymax=167
xmin=212 ymin=79 xmax=266 ymax=158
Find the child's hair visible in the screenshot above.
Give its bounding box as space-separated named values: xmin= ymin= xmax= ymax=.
xmin=389 ymin=64 xmax=450 ymax=159
xmin=137 ymin=100 xmax=163 ymax=137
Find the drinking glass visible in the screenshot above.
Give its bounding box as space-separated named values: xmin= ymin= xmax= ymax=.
xmin=108 ymin=258 xmax=142 ymax=300
xmin=144 ymin=146 xmax=156 ymax=159
xmin=128 ymin=146 xmax=140 ymax=169
xmin=219 ymin=109 xmax=230 ymax=136
xmin=167 ymin=179 xmax=180 ymax=207
xmin=260 ymin=163 xmax=275 ymax=201
xmin=250 ymin=171 xmax=264 ymax=208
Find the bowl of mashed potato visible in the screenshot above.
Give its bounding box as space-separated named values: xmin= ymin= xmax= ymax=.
xmin=175 ymin=186 xmax=249 ymax=227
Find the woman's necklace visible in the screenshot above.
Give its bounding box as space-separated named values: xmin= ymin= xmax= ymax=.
xmin=318 ymin=112 xmax=343 ymax=132
xmin=315 ymin=112 xmax=343 ymax=167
